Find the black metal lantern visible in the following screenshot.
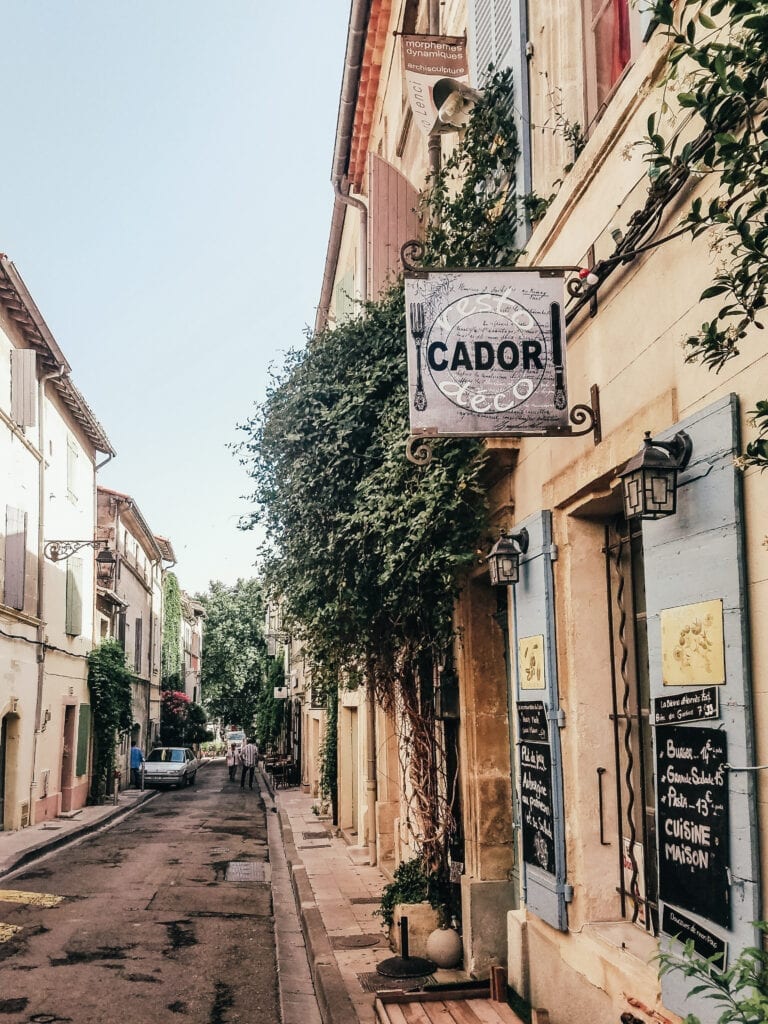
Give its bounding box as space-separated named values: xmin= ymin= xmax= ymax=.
xmin=95 ymin=546 xmax=117 ymax=588
xmin=619 ymin=430 xmax=693 ymax=520
xmin=487 ymin=528 xmax=529 ymax=586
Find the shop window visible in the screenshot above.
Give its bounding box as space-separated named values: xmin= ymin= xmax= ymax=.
xmin=605 ymin=516 xmax=658 ymax=933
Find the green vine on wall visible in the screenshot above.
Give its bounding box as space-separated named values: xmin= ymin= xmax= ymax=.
xmin=648 ymin=0 xmax=768 ymax=469
xmin=161 ymin=571 xmax=182 ymax=688
xmin=87 ymin=639 xmax=133 ymax=803
xmin=237 ymin=67 xmax=522 ymax=876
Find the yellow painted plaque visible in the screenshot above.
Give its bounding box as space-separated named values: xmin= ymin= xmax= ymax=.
xmin=0 ymin=889 xmax=63 ymax=908
xmin=661 ymin=599 xmax=725 ymax=686
xmin=518 ymin=634 xmax=546 ymax=690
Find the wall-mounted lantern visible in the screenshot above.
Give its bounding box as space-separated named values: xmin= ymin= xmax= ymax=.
xmin=44 ymin=539 xmax=117 ymax=589
xmin=619 ymin=430 xmax=693 ymax=520
xmin=487 ymin=528 xmax=529 ymax=586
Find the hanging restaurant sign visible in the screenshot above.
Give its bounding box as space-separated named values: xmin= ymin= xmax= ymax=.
xmin=405 ymin=268 xmax=570 ymax=436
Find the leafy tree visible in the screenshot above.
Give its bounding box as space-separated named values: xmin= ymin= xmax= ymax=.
xmin=197 ymin=578 xmax=267 ymax=734
xmin=254 ymin=658 xmax=289 ymax=753
xmin=87 ymin=639 xmax=134 ymax=802
xmin=159 ymin=690 xmax=212 ymax=746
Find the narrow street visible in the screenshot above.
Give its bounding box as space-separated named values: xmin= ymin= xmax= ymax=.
xmin=0 ymin=762 xmax=280 ymax=1024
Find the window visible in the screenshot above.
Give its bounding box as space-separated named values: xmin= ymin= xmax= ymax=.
xmin=134 ymin=617 xmax=143 ymax=674
xmin=584 ymin=0 xmax=651 ymax=123
xmin=3 ymin=506 xmax=27 ymax=611
xmin=605 ymin=516 xmax=658 ymax=933
xmin=65 ymin=557 xmax=83 ymax=636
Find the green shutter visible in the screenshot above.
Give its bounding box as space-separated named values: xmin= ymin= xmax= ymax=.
xmin=76 ymin=704 xmax=91 ymax=777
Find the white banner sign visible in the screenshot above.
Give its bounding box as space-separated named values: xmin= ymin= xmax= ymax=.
xmin=405 ymin=270 xmax=569 ymax=435
xmin=401 ymin=34 xmax=470 ymax=136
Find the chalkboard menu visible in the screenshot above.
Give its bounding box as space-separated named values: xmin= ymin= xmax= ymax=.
xmin=657 ymin=725 xmax=729 ymax=928
xmin=653 ymin=686 xmax=719 ymax=726
xmin=518 ymin=702 xmax=556 ymax=876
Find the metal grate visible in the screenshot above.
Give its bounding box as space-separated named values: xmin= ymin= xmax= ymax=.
xmin=349 ymin=897 xmax=381 ymax=905
xmin=302 ymin=831 xmax=330 ymax=840
xmin=356 ymin=972 xmax=433 ymax=993
xmin=331 ymin=933 xmax=385 ymax=950
xmin=225 ymin=861 xmax=270 ymax=882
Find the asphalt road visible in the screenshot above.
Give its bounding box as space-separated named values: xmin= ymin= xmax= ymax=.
xmin=0 ymin=761 xmax=279 ymax=1024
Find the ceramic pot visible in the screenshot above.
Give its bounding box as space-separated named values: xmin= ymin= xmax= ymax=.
xmin=425 ymin=925 xmax=462 ymax=968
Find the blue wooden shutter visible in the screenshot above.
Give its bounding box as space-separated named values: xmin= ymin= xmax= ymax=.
xmin=642 ymin=394 xmax=759 ymax=1019
xmin=65 ymin=557 xmax=83 ymax=636
xmin=513 ymin=510 xmax=569 ymax=930
xmin=4 ymin=506 xmax=27 ymax=611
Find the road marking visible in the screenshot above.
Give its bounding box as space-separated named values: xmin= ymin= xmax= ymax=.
xmin=0 ymin=889 xmax=63 ymax=908
xmin=0 ymin=923 xmax=22 ymax=942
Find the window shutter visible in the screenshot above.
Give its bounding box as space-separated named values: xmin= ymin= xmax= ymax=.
xmin=75 ymin=704 xmax=91 ymax=777
xmin=3 ymin=506 xmax=27 ymax=611
xmin=468 ymin=0 xmax=531 ymax=241
xmin=368 ymin=155 xmax=421 ymax=302
xmin=135 ymin=617 xmax=143 ymax=673
xmin=10 ymin=349 xmax=37 ymax=427
xmin=513 ymin=510 xmax=569 ymax=930
xmin=642 ymin=394 xmax=760 ymax=1019
xmin=335 ymin=270 xmax=356 ymax=323
xmin=65 ymin=557 xmax=83 ymax=636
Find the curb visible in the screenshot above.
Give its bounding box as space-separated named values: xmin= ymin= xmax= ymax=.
xmin=277 ymin=807 xmax=360 ymax=1024
xmin=0 ymin=789 xmax=158 ymax=880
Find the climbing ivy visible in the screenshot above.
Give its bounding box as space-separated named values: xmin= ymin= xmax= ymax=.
xmin=648 ymin=0 xmax=768 ymax=468
xmin=236 ymin=68 xmax=522 ymax=871
xmin=87 ymin=639 xmax=133 ymax=803
xmin=161 ymin=572 xmax=182 ymax=688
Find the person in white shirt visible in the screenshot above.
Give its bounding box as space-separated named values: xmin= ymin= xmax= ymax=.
xmin=239 ymin=738 xmax=258 ymax=790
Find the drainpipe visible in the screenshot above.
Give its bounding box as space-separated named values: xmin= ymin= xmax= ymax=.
xmin=30 ymin=365 xmax=66 ymax=818
xmin=333 ymin=181 xmax=368 ymax=306
xmin=366 ymin=680 xmax=377 ymax=865
xmin=427 ymin=0 xmax=441 ymax=185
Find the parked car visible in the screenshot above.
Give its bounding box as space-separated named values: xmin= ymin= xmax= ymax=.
xmin=143 ymin=747 xmax=199 ymax=788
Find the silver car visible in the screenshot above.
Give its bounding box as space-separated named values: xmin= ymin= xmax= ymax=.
xmin=143 ymin=747 xmax=199 ymax=788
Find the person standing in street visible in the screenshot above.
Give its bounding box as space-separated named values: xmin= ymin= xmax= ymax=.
xmin=130 ymin=742 xmax=144 ymax=789
xmin=239 ymin=737 xmax=258 ymax=790
xmin=226 ymin=743 xmax=239 ymax=782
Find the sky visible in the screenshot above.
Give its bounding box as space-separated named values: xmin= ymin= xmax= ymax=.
xmin=2 ymin=1 xmax=349 ymax=594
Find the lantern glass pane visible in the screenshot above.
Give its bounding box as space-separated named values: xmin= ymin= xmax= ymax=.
xmin=644 ymin=468 xmax=676 ymax=516
xmin=622 ymin=471 xmax=643 ymax=519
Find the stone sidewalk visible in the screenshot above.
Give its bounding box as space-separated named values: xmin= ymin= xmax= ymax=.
xmin=266 ymin=780 xmax=468 ymax=1024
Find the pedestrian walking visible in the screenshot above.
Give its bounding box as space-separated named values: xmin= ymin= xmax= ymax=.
xmin=226 ymin=742 xmax=239 ymax=782
xmin=130 ymin=741 xmax=145 ymax=789
xmin=239 ymin=737 xmax=258 ymax=790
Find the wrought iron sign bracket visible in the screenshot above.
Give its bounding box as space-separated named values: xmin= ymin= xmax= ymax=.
xmin=407 ymin=385 xmax=602 ymax=466
xmin=44 ymin=539 xmax=108 ymax=561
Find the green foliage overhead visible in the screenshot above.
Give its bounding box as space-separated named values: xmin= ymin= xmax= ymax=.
xmin=649 ymin=0 xmax=768 ymax=469
xmin=198 ymin=578 xmax=267 ymax=732
xmin=87 ymin=639 xmax=134 ymax=802
xmin=254 ymin=658 xmax=289 ymax=753
xmin=161 ymin=572 xmax=182 ymax=687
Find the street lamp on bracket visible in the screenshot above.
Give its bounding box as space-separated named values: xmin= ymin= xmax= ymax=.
xmin=43 ymin=539 xmax=117 ymax=589
xmin=618 ymin=430 xmax=693 ymax=521
xmin=487 ymin=528 xmax=529 ymax=587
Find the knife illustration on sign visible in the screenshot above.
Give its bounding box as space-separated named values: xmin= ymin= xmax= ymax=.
xmin=550 ymin=302 xmax=567 ymax=410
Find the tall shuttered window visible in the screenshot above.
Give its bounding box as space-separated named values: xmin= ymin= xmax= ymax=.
xmin=3 ymin=506 xmax=27 ymax=611
xmin=10 ymin=349 xmax=37 ymax=428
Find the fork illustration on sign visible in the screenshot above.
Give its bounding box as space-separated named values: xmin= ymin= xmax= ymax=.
xmin=409 ymin=302 xmax=428 ymax=411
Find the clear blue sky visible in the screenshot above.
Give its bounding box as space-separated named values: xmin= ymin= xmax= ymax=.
xmin=2 ymin=2 xmax=349 ymax=594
